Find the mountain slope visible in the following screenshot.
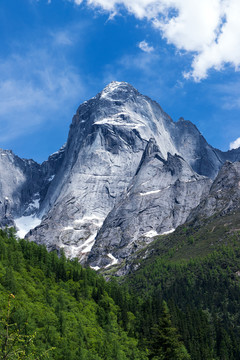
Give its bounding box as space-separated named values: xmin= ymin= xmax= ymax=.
xmin=104 ymin=160 xmax=240 ymax=276
xmin=88 ymin=138 xmax=211 ymax=270
xmin=0 ymin=228 xmax=147 ymax=360
xmin=1 ymin=81 xmax=240 ymax=268
xmin=122 ymin=211 xmax=240 ymax=360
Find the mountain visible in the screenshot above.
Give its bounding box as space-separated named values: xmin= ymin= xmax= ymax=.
xmin=1 ymin=81 xmax=240 ymax=269
xmin=88 ymin=138 xmax=211 ymax=269
xmin=0 ymin=150 xmax=38 ymax=229
xmin=0 ymin=145 xmax=65 ymax=237
xmin=0 ymin=148 xmax=63 ymax=228
xmin=104 ymin=160 xmax=240 ymax=276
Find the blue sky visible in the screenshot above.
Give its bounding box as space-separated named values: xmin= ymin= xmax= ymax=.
xmin=1 ymin=0 xmax=240 ymax=162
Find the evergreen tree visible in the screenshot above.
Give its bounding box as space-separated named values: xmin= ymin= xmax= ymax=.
xmin=148 ymin=301 xmax=190 ymax=360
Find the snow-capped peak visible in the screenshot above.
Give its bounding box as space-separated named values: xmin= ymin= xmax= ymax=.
xmin=100 ymin=81 xmax=136 ymax=100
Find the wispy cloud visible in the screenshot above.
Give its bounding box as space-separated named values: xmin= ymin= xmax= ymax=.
xmin=138 ymin=40 xmax=154 ymax=53
xmin=212 ymin=79 xmax=240 ymax=110
xmin=51 ymin=30 xmax=73 ymax=46
xmin=73 ymin=0 xmax=240 ymax=81
xmin=0 ymin=47 xmax=84 ymax=143
xmin=102 ymin=50 xmax=160 ymax=85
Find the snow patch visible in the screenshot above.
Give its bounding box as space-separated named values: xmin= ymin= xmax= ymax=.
xmin=140 ymin=189 xmax=162 ymax=196
xmin=182 ymin=179 xmax=197 ymax=183
xmin=94 ymin=117 xmax=144 ymax=129
xmin=91 ymin=266 xmax=100 ymax=271
xmin=105 ymin=253 xmax=118 ymax=268
xmin=67 ymin=232 xmax=97 ymax=259
xmin=15 ymin=215 xmax=41 ymax=238
xmin=48 ymin=175 xmax=55 ymax=182
xmin=161 ymin=228 xmax=175 ymax=235
xmin=94 ymin=108 xmax=147 ymax=130
xmin=74 ymin=215 xmax=104 ymax=227
xmin=63 ymin=226 xmax=74 ymax=231
xmin=100 ymin=81 xmax=124 ymax=99
xmin=140 ymin=186 xmax=170 ymax=196
xmin=144 ymin=230 xmax=159 ymax=238
xmin=60 ymin=216 xmax=105 ymax=259
xmin=143 ymin=228 xmax=175 ymax=238
xmin=82 ymin=232 xmax=97 ymax=253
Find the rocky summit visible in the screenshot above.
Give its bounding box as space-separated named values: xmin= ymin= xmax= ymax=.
xmin=0 ymin=81 xmax=240 ymax=271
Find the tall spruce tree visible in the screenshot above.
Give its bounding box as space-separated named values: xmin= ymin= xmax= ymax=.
xmin=148 ymin=301 xmax=190 ymax=360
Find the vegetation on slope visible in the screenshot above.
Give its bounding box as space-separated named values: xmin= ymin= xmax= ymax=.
xmin=124 ymin=211 xmax=240 ymax=359
xmin=0 ymin=228 xmax=147 ymax=360
xmin=2 ymin=209 xmax=240 ymax=360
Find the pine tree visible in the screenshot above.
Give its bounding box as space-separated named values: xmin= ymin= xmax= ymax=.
xmin=148 ymin=301 xmax=190 ymax=360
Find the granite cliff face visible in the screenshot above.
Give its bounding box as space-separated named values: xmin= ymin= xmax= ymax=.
xmin=0 ymin=149 xmax=40 ymax=228
xmin=88 ymin=138 xmax=212 ymax=269
xmin=0 ymin=81 xmax=240 ymax=271
xmin=0 ymin=146 xmax=65 ymax=236
xmin=26 ymin=81 xmax=217 ymax=262
xmin=187 ymin=161 xmax=240 ymax=223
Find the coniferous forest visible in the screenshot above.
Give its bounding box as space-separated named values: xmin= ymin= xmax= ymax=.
xmin=1 ymin=220 xmax=240 ymax=359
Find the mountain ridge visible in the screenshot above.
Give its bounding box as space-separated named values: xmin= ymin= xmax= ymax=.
xmin=0 ymin=81 xmax=240 ymax=271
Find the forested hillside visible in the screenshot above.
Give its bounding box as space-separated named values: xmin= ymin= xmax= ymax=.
xmin=125 ymin=211 xmax=240 ymax=359
xmin=0 ymin=228 xmax=148 ymax=360
xmin=1 ymin=217 xmax=240 ymax=359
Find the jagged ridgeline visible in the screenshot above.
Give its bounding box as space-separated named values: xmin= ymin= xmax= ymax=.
xmin=1 ymin=81 xmax=240 ymax=272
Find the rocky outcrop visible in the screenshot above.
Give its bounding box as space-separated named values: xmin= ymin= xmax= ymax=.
xmin=87 ymin=138 xmax=212 ymax=268
xmin=0 ymin=146 xmax=65 ymax=235
xmin=169 ymin=118 xmax=224 ymax=179
xmin=0 ymin=149 xmax=41 ymax=225
xmin=187 ymin=161 xmax=240 ymax=222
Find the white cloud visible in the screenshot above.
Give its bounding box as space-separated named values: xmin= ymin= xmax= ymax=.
xmin=77 ymin=0 xmax=240 ymax=81
xmin=87 ymin=0 xmax=164 ymax=18
xmin=230 ymin=137 xmax=240 ymax=150
xmin=138 ymin=40 xmax=154 ymax=53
